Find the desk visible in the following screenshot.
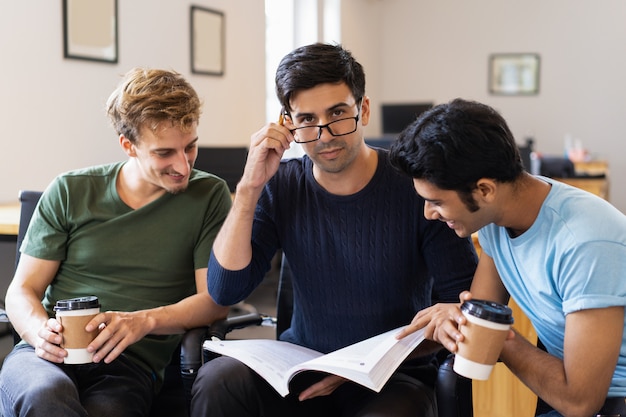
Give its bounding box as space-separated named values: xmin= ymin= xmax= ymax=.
xmin=0 ymin=203 xmax=19 ymax=237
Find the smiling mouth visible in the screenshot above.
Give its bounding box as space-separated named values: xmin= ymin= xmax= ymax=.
xmin=443 ymin=220 xmax=455 ymax=229
xmin=164 ymin=172 xmax=187 ymax=181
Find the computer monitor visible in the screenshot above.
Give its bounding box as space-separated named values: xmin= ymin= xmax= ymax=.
xmin=381 ymin=103 xmax=433 ymax=135
xmin=194 ymin=147 xmax=248 ymax=192
xmin=364 ymin=138 xmax=395 ymax=149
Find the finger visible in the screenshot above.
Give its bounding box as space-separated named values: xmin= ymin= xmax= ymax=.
xmin=459 ymin=291 xmax=472 ymax=303
xmin=435 ymin=322 xmax=463 ymax=352
xmin=251 ymin=125 xmax=292 ymax=150
xmin=35 ymin=339 xmax=67 ymax=363
xmin=99 ymin=341 xmax=126 ymax=364
xmin=396 ymin=321 xmax=424 ymax=339
xmin=85 ymin=312 xmax=107 ymax=332
xmin=39 ymin=326 xmax=63 ymax=346
xmin=506 ymin=329 xmax=516 ymax=340
xmin=298 ymin=376 xmax=343 ymax=401
xmin=91 ymin=331 xmax=127 ymax=363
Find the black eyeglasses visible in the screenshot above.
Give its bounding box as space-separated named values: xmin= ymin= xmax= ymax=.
xmin=287 ymin=108 xmax=361 ymax=144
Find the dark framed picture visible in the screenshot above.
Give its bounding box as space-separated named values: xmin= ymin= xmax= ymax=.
xmin=489 ymin=53 xmax=540 ymax=95
xmin=62 ymin=0 xmax=118 ymax=63
xmin=190 ymin=6 xmax=225 ymax=76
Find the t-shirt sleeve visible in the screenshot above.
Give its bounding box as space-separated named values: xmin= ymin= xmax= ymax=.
xmin=193 ymin=179 xmax=232 ymax=270
xmin=21 ymin=179 xmax=70 ymax=261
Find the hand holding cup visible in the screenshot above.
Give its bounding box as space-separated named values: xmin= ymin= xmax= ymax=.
xmin=54 ymin=296 xmax=101 ymax=364
xmin=453 ymin=299 xmax=514 ymax=380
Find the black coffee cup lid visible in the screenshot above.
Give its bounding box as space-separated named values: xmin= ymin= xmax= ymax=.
xmin=460 ymin=299 xmax=514 ymax=324
xmin=54 ymin=296 xmax=100 ymax=311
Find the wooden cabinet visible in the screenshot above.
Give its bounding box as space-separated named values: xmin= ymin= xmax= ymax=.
xmin=554 ymin=160 xmax=609 ymax=200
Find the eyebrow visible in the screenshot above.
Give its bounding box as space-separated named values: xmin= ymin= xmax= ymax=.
xmin=416 ymin=192 xmax=439 ymax=203
xmin=292 ymin=102 xmax=353 ymax=119
xmin=152 ymin=137 xmax=199 ymax=153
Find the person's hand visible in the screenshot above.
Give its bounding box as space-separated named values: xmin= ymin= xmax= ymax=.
xmin=85 ymin=311 xmax=151 ymax=363
xmin=238 ymin=121 xmax=294 ymax=192
xmin=298 ymin=375 xmax=346 ymax=401
xmin=397 ymin=291 xmax=473 ymax=353
xmin=33 ymin=318 xmax=67 ymax=363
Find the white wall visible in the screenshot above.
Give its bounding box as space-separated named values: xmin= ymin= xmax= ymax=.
xmin=340 ymin=0 xmax=626 ymax=212
xmin=0 ymin=1 xmax=265 ymax=203
xmin=2 ymin=1 xmax=625 ymax=212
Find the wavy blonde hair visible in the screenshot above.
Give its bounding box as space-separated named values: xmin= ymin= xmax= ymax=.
xmin=106 ymin=68 xmax=202 ymax=143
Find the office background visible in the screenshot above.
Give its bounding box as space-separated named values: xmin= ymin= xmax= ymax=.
xmin=1 ymin=0 xmax=625 ymax=212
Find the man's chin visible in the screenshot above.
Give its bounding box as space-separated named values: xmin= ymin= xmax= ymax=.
xmin=166 ymin=185 xmax=188 ymax=195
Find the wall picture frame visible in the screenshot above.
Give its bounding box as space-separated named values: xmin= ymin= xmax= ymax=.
xmin=190 ymin=6 xmax=225 ymax=76
xmin=63 ymin=0 xmax=118 ymax=63
xmin=488 ymin=53 xmax=540 ymax=95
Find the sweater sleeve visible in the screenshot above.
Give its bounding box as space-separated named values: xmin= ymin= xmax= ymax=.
xmin=206 ymin=178 xmax=282 ymax=306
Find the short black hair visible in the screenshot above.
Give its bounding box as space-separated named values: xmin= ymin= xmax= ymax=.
xmin=389 ymin=99 xmax=524 ymax=209
xmin=275 ymin=43 xmax=365 ymax=114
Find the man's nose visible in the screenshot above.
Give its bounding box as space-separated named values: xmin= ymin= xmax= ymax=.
xmin=174 ymin=151 xmax=192 ymax=175
xmin=317 ymin=124 xmax=335 ymax=142
xmin=423 ymin=201 xmax=439 ymax=220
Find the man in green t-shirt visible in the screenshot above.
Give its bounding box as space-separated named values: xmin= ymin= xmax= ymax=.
xmin=0 ymin=68 xmax=231 ymax=417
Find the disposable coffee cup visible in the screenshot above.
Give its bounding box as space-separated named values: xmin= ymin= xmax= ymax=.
xmin=54 ymin=296 xmax=100 ymax=364
xmin=453 ymin=299 xmax=514 ymax=380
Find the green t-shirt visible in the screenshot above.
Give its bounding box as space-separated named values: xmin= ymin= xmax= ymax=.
xmin=21 ymin=161 xmax=231 ymax=385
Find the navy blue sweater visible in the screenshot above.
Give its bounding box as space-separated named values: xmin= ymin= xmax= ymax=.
xmin=208 ymin=149 xmax=477 ymax=354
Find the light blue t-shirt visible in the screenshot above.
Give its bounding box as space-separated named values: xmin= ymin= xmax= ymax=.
xmin=479 ymin=177 xmax=626 ymax=396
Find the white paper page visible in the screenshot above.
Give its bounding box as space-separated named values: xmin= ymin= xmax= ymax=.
xmin=203 ymin=339 xmax=322 ymax=396
xmin=296 ymin=327 xmax=425 ymax=390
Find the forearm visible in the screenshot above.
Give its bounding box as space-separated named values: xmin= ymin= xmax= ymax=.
xmin=211 ymin=182 xmax=262 ymax=270
xmin=136 ymin=292 xmax=229 ymax=335
xmin=5 ymin=285 xmax=50 ymax=346
xmin=500 ymin=331 xmax=605 ymax=417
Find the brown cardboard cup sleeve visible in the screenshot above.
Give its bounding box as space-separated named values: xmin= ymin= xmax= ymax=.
xmin=453 ymin=299 xmax=513 ymax=380
xmin=54 ymin=296 xmax=100 ymax=364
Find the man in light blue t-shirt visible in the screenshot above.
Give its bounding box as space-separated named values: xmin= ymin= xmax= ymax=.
xmin=390 ymin=98 xmax=626 ymax=417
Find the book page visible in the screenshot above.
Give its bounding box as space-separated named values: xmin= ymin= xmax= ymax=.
xmin=203 ymin=339 xmax=322 ymax=396
xmin=203 ymin=326 xmax=425 ymax=396
xmin=293 ymin=327 xmax=425 ymax=391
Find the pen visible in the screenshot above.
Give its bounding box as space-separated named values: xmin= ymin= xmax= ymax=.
xmin=278 ymin=113 xmax=284 ymax=126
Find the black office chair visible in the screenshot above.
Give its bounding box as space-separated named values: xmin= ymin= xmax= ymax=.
xmin=13 ymin=190 xmax=188 ymax=417
xmin=180 ymin=254 xmax=475 ymax=417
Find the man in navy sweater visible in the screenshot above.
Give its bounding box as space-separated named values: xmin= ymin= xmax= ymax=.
xmin=191 ymin=43 xmax=477 ymax=417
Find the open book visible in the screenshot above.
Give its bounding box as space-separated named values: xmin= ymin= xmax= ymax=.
xmin=203 ymin=326 xmax=425 ymax=397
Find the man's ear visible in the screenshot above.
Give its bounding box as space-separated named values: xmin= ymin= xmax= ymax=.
xmin=474 ymin=178 xmax=497 ymax=202
xmin=360 ymin=95 xmax=371 ymax=127
xmin=119 ymin=135 xmax=136 ymax=157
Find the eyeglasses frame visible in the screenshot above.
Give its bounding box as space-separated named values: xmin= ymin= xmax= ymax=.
xmin=285 ymin=101 xmax=362 ymax=144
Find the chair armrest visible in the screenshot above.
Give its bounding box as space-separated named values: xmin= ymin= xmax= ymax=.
xmin=436 ymin=353 xmax=473 ymax=417
xmin=179 ymin=327 xmax=209 ymax=407
xmin=180 ymin=327 xmax=209 ymax=375
xmin=208 ymin=312 xmax=273 ymax=340
xmin=179 ymin=313 xmax=276 ymax=406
